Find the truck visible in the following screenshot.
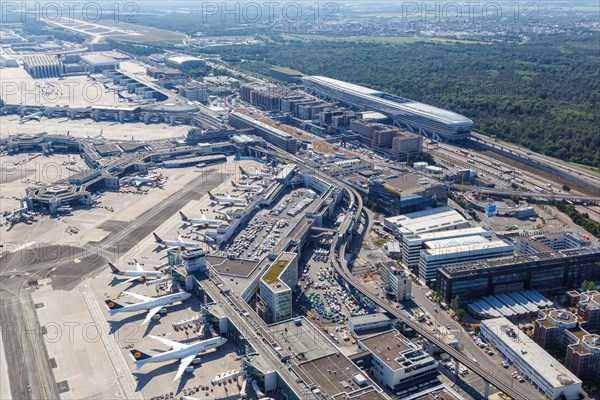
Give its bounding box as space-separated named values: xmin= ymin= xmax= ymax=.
xmin=514 ymin=178 xmax=524 ymax=184
xmin=534 ymin=186 xmax=545 ymax=193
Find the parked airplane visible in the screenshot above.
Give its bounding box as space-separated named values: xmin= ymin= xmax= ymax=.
xmin=130 ymin=335 xmax=227 ymax=381
xmin=85 ymin=129 xmax=104 ymax=139
xmin=207 ymin=191 xmax=247 ymax=207
xmin=121 ymin=173 xmax=163 ymax=187
xmin=152 ymin=232 xmax=202 ymax=249
xmin=108 ymin=260 xmax=162 ymax=284
xmin=239 ymin=166 xmax=271 ymax=179
xmin=232 ymin=181 xmax=262 ymax=192
xmin=179 ymin=211 xmax=221 ymax=229
xmin=20 ymin=111 xmax=43 ymax=123
xmin=105 ymin=290 xmax=191 ymax=325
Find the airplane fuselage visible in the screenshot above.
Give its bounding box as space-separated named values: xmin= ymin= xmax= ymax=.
xmin=136 ymin=337 xmax=227 ymax=365
xmin=109 ymin=292 xmax=191 ymax=314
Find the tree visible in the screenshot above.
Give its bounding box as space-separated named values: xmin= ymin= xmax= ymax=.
xmin=582 ymin=280 xmax=597 ymax=291
xmin=455 ymin=309 xmax=465 ymax=320
xmin=450 ymin=295 xmax=461 ymax=311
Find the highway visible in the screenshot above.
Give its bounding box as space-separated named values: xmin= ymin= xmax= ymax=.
xmin=450 ymin=184 xmax=600 ymax=203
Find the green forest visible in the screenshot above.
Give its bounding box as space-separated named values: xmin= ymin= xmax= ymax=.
xmin=197 ymin=34 xmax=600 ymax=167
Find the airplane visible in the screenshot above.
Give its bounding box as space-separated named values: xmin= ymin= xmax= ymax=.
xmin=232 ymin=181 xmax=262 ymax=192
xmin=207 ymin=191 xmax=246 ymax=207
xmin=85 ymin=129 xmax=104 ymax=139
xmin=105 ymin=290 xmax=191 ymax=325
xmin=179 ymin=211 xmax=221 ymax=229
xmin=108 ymin=260 xmax=162 ymax=284
xmin=239 ymin=166 xmax=271 ymax=179
xmin=130 ymin=335 xmax=227 ymax=381
xmin=153 ymin=232 xmax=202 ymax=249
xmin=20 ymin=111 xmax=43 ymax=123
xmin=121 ymin=173 xmax=163 ymax=187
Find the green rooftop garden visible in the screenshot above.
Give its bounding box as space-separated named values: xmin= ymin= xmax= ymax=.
xmin=263 ymin=259 xmax=290 ymax=284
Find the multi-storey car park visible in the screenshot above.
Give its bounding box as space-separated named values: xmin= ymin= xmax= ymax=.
xmin=302 ymin=76 xmax=473 ymax=142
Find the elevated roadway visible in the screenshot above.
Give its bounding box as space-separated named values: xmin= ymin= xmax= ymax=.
xmin=451 ymin=184 xmax=600 ymax=204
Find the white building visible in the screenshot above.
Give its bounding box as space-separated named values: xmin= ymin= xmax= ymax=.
xmin=384 ymin=206 xmax=469 ymax=241
xmin=418 ymin=239 xmax=514 ymax=283
xmin=258 ymin=252 xmax=298 ymax=323
xmin=516 ymin=232 xmax=592 ymax=255
xmin=379 ymin=262 xmax=411 ymax=301
xmin=402 ymin=226 xmax=493 ymax=268
xmin=480 ymin=317 xmax=582 ymax=400
xmin=348 ymin=313 xmax=392 ymax=334
xmin=358 ymin=330 xmax=438 ymax=390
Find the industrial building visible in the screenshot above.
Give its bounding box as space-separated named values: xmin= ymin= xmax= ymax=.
xmin=402 ymin=226 xmax=493 ymax=269
xmin=369 ymin=175 xmax=449 ymax=216
xmin=357 ymin=330 xmax=438 ymax=391
xmin=23 ymin=55 xmax=61 ymax=78
xmin=384 ymin=206 xmax=468 ymax=241
xmin=516 ymin=232 xmax=592 ymax=255
xmin=378 ymin=261 xmax=412 ymax=301
xmin=302 ymin=75 xmax=473 ymax=142
xmin=481 ymin=317 xmax=582 ymax=400
xmin=436 ymin=247 xmax=600 ymax=305
xmin=80 ymin=53 xmax=119 ymax=73
xmin=166 ymin=55 xmax=205 ymax=70
xmin=418 ymin=238 xmax=514 ymax=284
xmin=467 ymin=290 xmax=553 ymax=319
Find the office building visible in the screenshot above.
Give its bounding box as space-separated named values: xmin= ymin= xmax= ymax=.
xmin=402 ymin=226 xmax=493 ymax=269
xmin=565 ymin=333 xmax=600 ymax=383
xmin=348 ymin=313 xmax=392 ymax=334
xmin=302 ymin=75 xmax=473 ymax=141
xmin=379 ymin=262 xmax=412 ymax=301
xmin=258 ymin=252 xmax=298 ymax=323
xmin=481 ymin=317 xmax=582 ymax=400
xmin=358 ymin=330 xmax=438 ymax=391
xmin=419 ymin=238 xmax=514 ymax=284
xmin=178 ymin=83 xmax=208 ymax=102
xmin=577 ymin=291 xmax=600 ymax=333
xmin=384 ymin=206 xmax=467 ymax=240
xmin=229 ymin=111 xmax=298 ymax=153
xmin=517 ymin=232 xmax=592 ymax=255
xmin=23 ymin=55 xmax=61 ymax=78
xmin=240 ymin=84 xmax=286 ymax=111
xmin=436 ymin=247 xmax=600 ymax=305
xmin=369 ymin=176 xmax=449 ymax=216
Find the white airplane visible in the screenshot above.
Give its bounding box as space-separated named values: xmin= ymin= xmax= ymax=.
xmin=207 ymin=191 xmax=246 ymax=207
xmin=86 ymin=129 xmax=104 ymax=139
xmin=20 ymin=111 xmax=43 ymax=123
xmin=232 ymin=181 xmax=262 ymax=192
xmin=108 ymin=260 xmax=162 ymax=284
xmin=239 ymin=166 xmax=271 ymax=179
xmin=130 ymin=335 xmax=227 ymax=381
xmin=122 ymin=173 xmax=163 ymax=187
xmin=105 ymin=291 xmax=191 ymax=325
xmin=153 ymin=232 xmax=202 ymax=249
xmin=179 ymin=211 xmax=221 ymax=229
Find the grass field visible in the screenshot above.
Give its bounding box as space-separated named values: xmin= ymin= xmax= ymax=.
xmin=279 ymin=33 xmax=489 ymax=45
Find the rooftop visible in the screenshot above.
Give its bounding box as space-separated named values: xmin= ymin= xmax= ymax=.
xmin=547 ymin=309 xmax=578 ymax=325
xmin=359 ymin=330 xmax=418 ymax=370
xmin=207 ymin=256 xmax=259 ymax=278
xmin=80 ymin=53 xmax=118 ymax=65
xmin=481 ymin=317 xmax=582 ymax=389
xmin=349 ymin=313 xmax=391 ymax=326
xmin=377 ymin=173 xmax=444 ymax=195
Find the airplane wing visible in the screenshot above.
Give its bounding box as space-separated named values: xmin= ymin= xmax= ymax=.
xmin=123 ymin=276 xmax=142 ymax=284
xmin=174 ymin=354 xmax=196 ymax=381
xmin=135 ymin=261 xmax=144 ymax=272
xmin=142 ymin=306 xmax=162 ymax=325
xmin=122 ymin=291 xmax=153 ymax=302
xmin=148 ymin=335 xmax=188 ymax=351
xmin=133 ymin=180 xmax=141 ymax=187
xmin=201 ymin=213 xmax=206 ymax=220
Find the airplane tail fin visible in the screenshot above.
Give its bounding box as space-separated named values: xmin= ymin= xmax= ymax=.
xmin=130 ymin=349 xmax=152 ymax=368
xmin=105 ymin=299 xmax=123 ymax=315
xmin=239 ymin=166 xmax=247 ymax=175
xmin=179 ymin=211 xmax=189 ymax=221
xmin=108 ymin=263 xmax=120 ymax=274
xmin=153 ymin=232 xmax=163 ymax=243
xmin=232 ymin=181 xmax=237 ymax=187
xmin=207 ymin=191 xmax=216 ymax=200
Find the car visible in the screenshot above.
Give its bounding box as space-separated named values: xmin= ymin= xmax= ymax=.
xmin=487 ymin=351 xmax=494 ymax=356
xmin=472 ymin=358 xmax=478 ymax=363
xmin=502 ymin=361 xmax=509 ymax=368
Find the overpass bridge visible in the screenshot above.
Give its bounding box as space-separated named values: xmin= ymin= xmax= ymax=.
xmin=451 ymin=184 xmax=600 ymax=205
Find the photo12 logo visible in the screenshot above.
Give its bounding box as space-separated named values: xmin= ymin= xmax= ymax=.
xmin=199 ymin=1 xmax=339 ymax=24
xmin=1 ymin=1 xmax=139 ymax=24
xmin=399 ymin=2 xmax=539 ymax=24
